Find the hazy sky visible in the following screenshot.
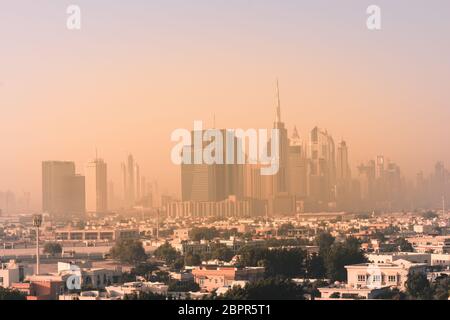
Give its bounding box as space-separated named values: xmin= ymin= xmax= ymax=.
xmin=1 ymin=0 xmax=449 ymax=209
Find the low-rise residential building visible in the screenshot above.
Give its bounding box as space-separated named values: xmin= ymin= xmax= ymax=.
xmin=13 ymin=275 xmax=65 ymax=300
xmin=345 ymin=259 xmax=427 ymax=291
xmin=57 ymin=261 xmax=121 ymax=289
xmin=173 ymin=228 xmax=190 ymax=241
xmin=55 ymin=228 xmax=139 ymax=242
xmin=0 ymin=260 xmax=32 ymax=288
xmin=318 ymin=259 xmax=427 ymax=299
xmin=105 ymin=281 xmax=169 ymax=298
xmin=367 ymin=252 xmax=431 ymax=265
xmin=192 ymin=266 xmax=264 ymax=292
xmin=431 ymin=253 xmax=450 ymax=267
xmin=406 ymin=236 xmax=450 ymax=254
xmin=413 ymin=224 xmax=435 ymax=235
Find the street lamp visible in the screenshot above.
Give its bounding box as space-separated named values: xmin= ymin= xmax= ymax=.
xmin=33 ymin=214 xmax=42 ymax=275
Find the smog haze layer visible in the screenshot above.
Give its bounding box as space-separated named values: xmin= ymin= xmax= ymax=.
xmin=1 ymin=0 xmax=450 ymax=210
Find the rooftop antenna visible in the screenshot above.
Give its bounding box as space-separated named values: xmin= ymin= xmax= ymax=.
xmin=443 ymin=195 xmax=446 ymax=215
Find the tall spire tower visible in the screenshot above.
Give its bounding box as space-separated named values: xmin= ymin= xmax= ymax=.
xmin=276 ymin=79 xmax=281 ymax=123
xmin=271 ymin=79 xmax=289 ymax=196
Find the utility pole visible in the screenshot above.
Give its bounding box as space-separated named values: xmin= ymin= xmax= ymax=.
xmin=33 ymin=214 xmax=42 ymax=275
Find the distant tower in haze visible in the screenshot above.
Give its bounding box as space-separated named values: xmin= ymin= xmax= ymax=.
xmin=336 ymin=140 xmax=351 ymax=209
xmin=309 ymin=127 xmax=336 ymax=203
xmin=136 ymin=164 xmax=141 ymax=200
xmin=181 ymin=129 xmax=241 ymax=202
xmin=127 ymin=154 xmax=135 ymax=205
xmin=336 ymin=141 xmax=351 ymax=181
xmin=121 ymin=154 xmax=143 ymax=208
xmin=272 ymin=80 xmax=289 ymax=196
xmin=42 ymin=161 xmax=85 ymax=218
xmin=121 ymin=154 xmax=138 ymax=208
xmin=85 ymin=158 xmax=108 ymax=214
xmin=288 ymin=126 xmax=308 ymax=198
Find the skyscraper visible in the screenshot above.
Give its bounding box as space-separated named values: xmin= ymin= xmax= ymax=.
xmin=181 ymin=129 xmax=242 ymax=202
xmin=42 ymin=161 xmax=85 ymax=218
xmin=336 ymin=141 xmax=351 ymax=182
xmin=288 ymin=127 xmax=308 ymax=198
xmin=127 ymin=154 xmax=135 ymax=205
xmin=336 ymin=140 xmax=352 ymax=209
xmin=66 ymin=175 xmax=86 ymax=215
xmin=85 ymin=158 xmax=108 ymax=213
xmin=122 ymin=154 xmax=140 ymax=208
xmin=272 ymin=80 xmax=289 ymax=196
xmin=309 ymin=127 xmax=336 ymax=205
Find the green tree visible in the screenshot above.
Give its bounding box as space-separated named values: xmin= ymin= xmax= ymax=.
xmin=0 ymin=287 xmax=26 ymax=300
xmin=210 ymin=244 xmax=234 ymax=262
xmin=43 ymin=242 xmax=63 ymax=256
xmin=168 ymin=280 xmax=200 ymax=292
xmin=124 ymin=292 xmax=166 ymax=300
xmin=395 ymin=237 xmax=414 ymax=252
xmin=153 ymin=242 xmax=179 ymax=264
xmin=184 ymin=252 xmax=202 ymax=266
xmin=277 ymin=223 xmax=295 ymax=236
xmin=315 ymin=232 xmax=335 ymax=255
xmin=432 ymin=275 xmax=450 ymax=300
xmin=131 ymin=263 xmax=158 ymax=280
xmin=375 ymin=288 xmax=407 ymax=300
xmin=110 ymin=239 xmax=147 ymax=265
xmin=237 ymin=246 xmax=305 ymax=278
xmin=221 ymin=278 xmax=305 ymax=300
xmin=306 ymin=253 xmax=326 ymax=279
xmin=189 ymin=227 xmax=219 ymax=241
xmin=329 ymin=292 xmax=340 ymax=299
xmin=406 ymin=273 xmax=433 ymax=300
xmin=236 ymin=246 xmax=267 ymax=267
xmin=264 ymin=248 xmax=306 ymax=278
xmin=422 ymin=211 xmax=438 ymax=219
xmin=323 ymin=237 xmax=367 ymax=281
xmin=265 ymin=238 xmax=310 ymax=247
xmin=152 ymin=271 xmax=170 ymax=284
xmin=372 ymin=232 xmax=386 ymax=243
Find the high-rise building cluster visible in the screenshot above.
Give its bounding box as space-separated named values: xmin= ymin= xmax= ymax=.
xmin=169 ymin=85 xmax=421 ymax=219
xmin=0 ymin=190 xmax=31 ymax=215
xmin=40 ymin=154 xmax=161 ymax=219
xmin=120 ymin=154 xmax=156 ymax=209
xmin=37 ymin=86 xmax=449 ymax=220
xmin=414 ymin=162 xmax=450 ymax=211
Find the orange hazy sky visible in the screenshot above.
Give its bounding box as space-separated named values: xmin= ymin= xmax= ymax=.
xmin=1 ymin=0 xmax=449 ymax=209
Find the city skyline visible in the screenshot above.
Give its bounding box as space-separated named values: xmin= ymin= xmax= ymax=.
xmin=1 ymin=108 xmax=450 ymax=213
xmin=1 ymin=1 xmax=450 ymax=210
xmin=2 ymin=0 xmax=450 ymax=305
xmin=3 ymin=98 xmax=446 ymax=217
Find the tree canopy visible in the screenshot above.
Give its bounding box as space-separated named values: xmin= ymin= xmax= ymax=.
xmin=110 ymin=239 xmax=147 ymax=265
xmin=221 ymin=278 xmax=305 ymax=300
xmin=43 ymin=242 xmax=63 ymax=256
xmin=0 ymin=287 xmax=26 ymax=300
xmin=189 ymin=227 xmax=219 ymax=241
xmin=236 ymin=246 xmax=306 ymax=278
xmin=406 ymin=273 xmax=433 ymax=300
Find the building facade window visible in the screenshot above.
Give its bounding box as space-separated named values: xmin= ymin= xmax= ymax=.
xmin=372 ymin=275 xmax=381 ymax=282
